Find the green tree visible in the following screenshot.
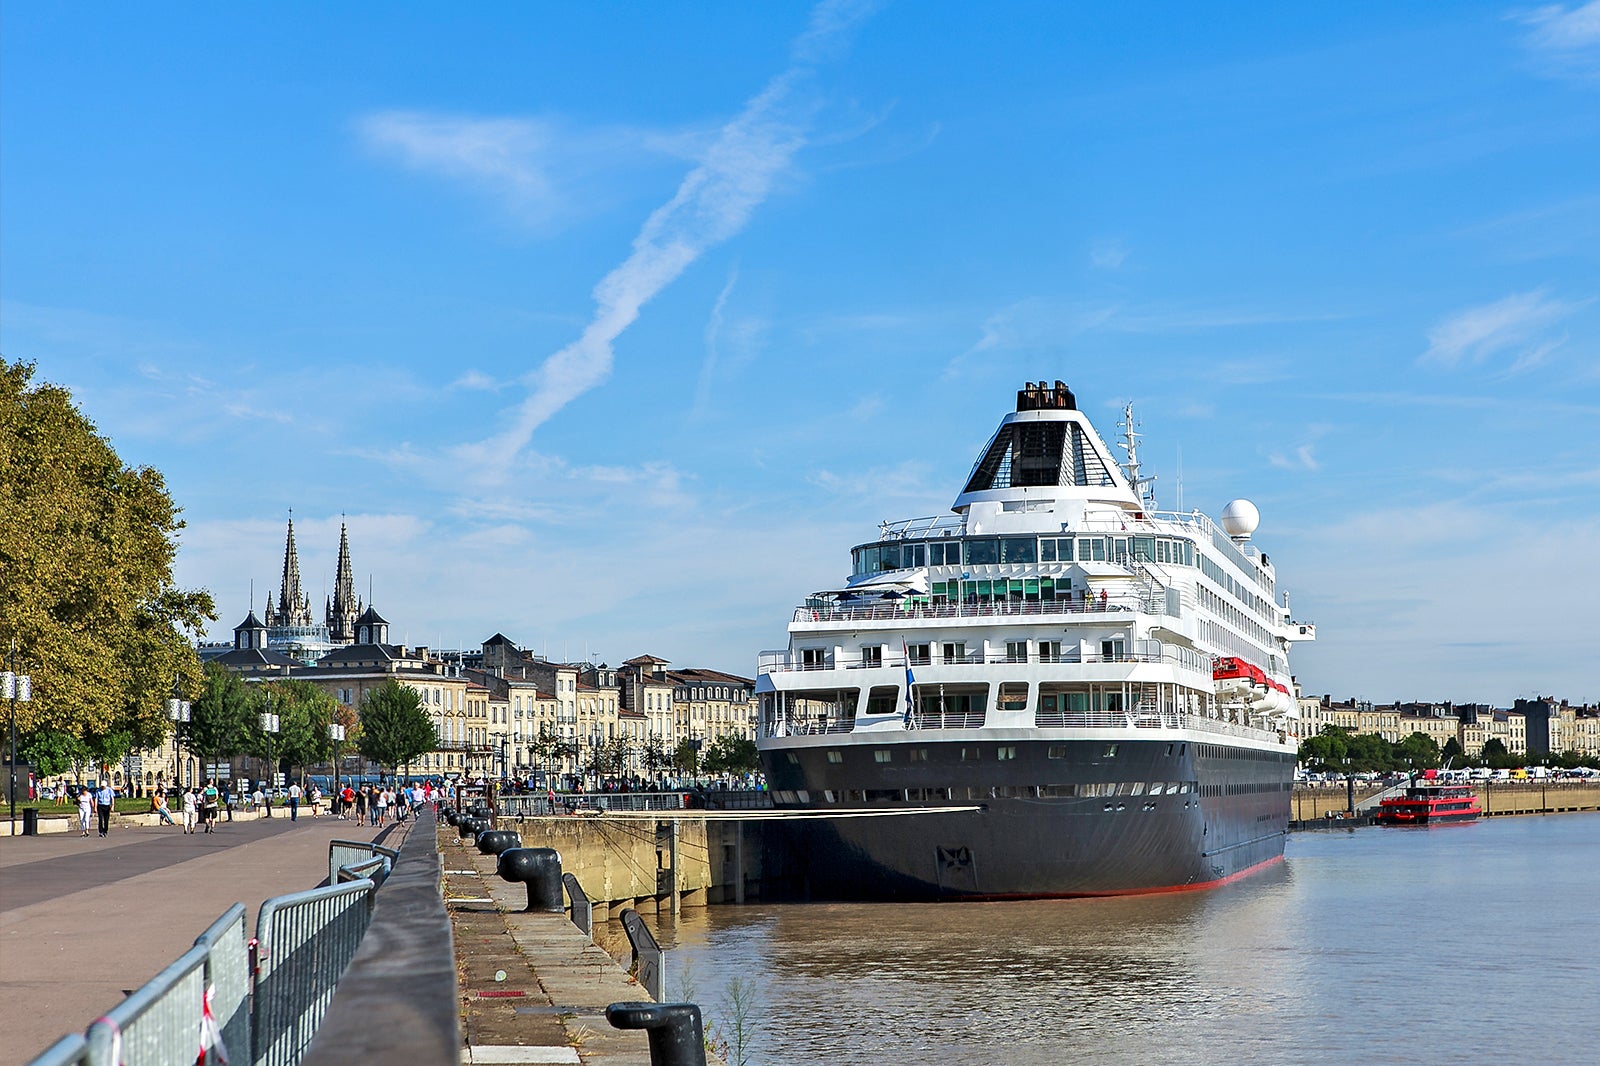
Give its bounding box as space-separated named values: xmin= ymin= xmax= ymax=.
xmin=1298 ymin=726 xmax=1350 ymax=772
xmin=640 ymin=737 xmax=670 ymax=779
xmin=597 ymin=735 xmax=632 ymax=778
xmin=672 ymin=738 xmax=700 ymax=775
xmin=187 ymin=664 xmax=259 ymax=768
xmin=702 ymin=735 xmax=759 ymax=776
xmin=257 ymin=678 xmax=336 ymax=776
xmin=357 ymin=680 xmax=437 ymax=774
xmin=1394 ymin=732 xmax=1441 ymax=772
xmin=1480 ymin=737 xmax=1512 ymax=770
xmin=1440 ymin=737 xmax=1465 ymax=766
xmin=1 ymin=361 xmax=215 ymax=760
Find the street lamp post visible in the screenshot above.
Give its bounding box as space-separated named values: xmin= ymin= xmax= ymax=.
xmin=6 ymin=640 xmax=35 ymax=835
xmin=260 ymin=706 xmax=280 ymax=818
xmin=167 ymin=682 xmax=192 ymax=791
xmin=329 ymin=722 xmax=346 ymax=799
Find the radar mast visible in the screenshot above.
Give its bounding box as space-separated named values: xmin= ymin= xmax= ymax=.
xmin=1117 ymin=402 xmax=1157 ymax=510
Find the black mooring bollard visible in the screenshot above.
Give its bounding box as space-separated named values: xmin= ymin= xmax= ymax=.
xmin=478 ymin=829 xmax=522 ymax=856
xmin=496 ymin=847 xmax=564 ymax=912
xmin=455 ymin=815 xmax=476 ymax=839
xmin=606 ymin=1002 xmax=706 ymax=1066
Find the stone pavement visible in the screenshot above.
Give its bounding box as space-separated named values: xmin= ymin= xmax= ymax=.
xmin=0 ymin=809 xmax=407 ymax=1066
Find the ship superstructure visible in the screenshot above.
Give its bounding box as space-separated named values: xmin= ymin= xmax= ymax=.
xmin=755 ymin=381 xmax=1316 ymax=898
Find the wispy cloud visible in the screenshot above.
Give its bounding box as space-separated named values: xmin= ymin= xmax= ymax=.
xmin=455 ymin=0 xmax=879 ymax=475
xmin=1517 ymin=2 xmax=1600 ymax=78
xmin=359 ymin=112 xmax=706 ymax=229
xmin=449 ymin=370 xmax=501 ymax=391
xmin=1268 ymin=444 xmax=1320 ymax=471
xmin=692 ymin=268 xmax=741 ymax=421
xmin=1090 ymin=239 xmax=1129 ymax=269
xmin=1420 ymin=289 xmax=1585 ymax=369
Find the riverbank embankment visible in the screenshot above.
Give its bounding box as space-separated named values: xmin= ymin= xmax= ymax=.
xmin=1290 ymin=780 xmax=1600 ymax=823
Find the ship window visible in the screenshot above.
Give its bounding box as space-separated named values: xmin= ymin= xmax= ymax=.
xmin=847 ymin=789 xmax=866 ymax=802
xmin=866 ymin=789 xmax=903 ymax=802
xmin=1039 ymin=641 xmax=1063 ymax=663
xmin=826 ymin=750 xmax=843 ymax=764
xmin=907 ymin=643 xmax=931 ymax=666
xmin=1000 ymin=537 xmax=1036 ymax=563
xmin=860 ymin=645 xmax=883 ymax=668
xmin=823 ymin=790 xmax=837 ymax=803
xmin=786 ymin=753 xmax=800 ymax=765
xmin=961 ymin=747 xmax=982 ymax=760
xmin=1130 ymin=781 xmax=1146 ymax=795
xmin=997 ymin=745 xmax=1017 ymax=760
xmin=1047 ymin=745 xmax=1068 ymax=759
xmin=1149 ymin=782 xmax=1165 ymax=795
xmin=1133 ymin=536 xmax=1155 ymax=561
xmin=874 ymin=749 xmax=892 ymax=763
xmin=1102 ymin=744 xmax=1118 ymax=757
xmin=965 ymin=539 xmax=999 ymax=565
xmin=910 ymin=748 xmax=928 ymax=762
xmin=1165 ymin=744 xmax=1174 ymax=757
xmin=1005 ymin=641 xmax=1028 ymax=663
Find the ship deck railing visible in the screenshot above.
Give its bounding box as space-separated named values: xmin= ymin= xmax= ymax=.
xmin=765 ymin=709 xmax=1291 ymax=744
xmin=793 ymin=593 xmax=1154 ymax=625
xmin=761 ymin=646 xmax=1211 ymax=674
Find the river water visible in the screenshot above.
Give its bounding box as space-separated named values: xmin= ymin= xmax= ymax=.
xmin=596 ymin=814 xmax=1599 ymax=1065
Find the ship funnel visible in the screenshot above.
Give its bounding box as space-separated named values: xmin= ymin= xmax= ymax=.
xmin=1016 ymin=380 xmax=1077 ymax=411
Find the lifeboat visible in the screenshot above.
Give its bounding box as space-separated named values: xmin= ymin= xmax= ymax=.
xmin=1213 ymin=657 xmax=1267 ymax=701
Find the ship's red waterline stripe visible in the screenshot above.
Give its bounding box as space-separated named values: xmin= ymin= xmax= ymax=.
xmin=960 ymin=854 xmax=1286 ymax=901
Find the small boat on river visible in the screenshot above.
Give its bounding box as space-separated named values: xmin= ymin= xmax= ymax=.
xmin=1376 ymin=783 xmax=1482 ymax=826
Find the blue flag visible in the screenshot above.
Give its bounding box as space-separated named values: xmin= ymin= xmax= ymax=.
xmin=902 ymin=639 xmax=916 ymax=724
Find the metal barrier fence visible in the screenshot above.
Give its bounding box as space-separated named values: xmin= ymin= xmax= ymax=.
xmin=84 ymin=940 xmax=209 ymax=1066
xmin=327 ymin=839 xmax=398 ymax=885
xmin=24 ymin=1036 xmax=90 ymax=1066
xmin=252 ymin=881 xmax=377 ymax=1066
xmin=336 ymin=856 xmax=390 ymax=887
xmin=194 ymin=904 xmax=252 ymax=1061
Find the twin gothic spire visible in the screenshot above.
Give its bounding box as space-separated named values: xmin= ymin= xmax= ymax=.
xmin=267 ymin=515 xmax=363 ymax=641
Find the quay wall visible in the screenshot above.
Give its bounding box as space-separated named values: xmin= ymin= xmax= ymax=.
xmin=1292 ymin=782 xmax=1600 ymax=822
xmin=496 ymin=815 xmax=774 ymax=913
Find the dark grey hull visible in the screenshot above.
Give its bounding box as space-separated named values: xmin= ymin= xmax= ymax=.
xmin=759 ymin=735 xmax=1293 ymax=899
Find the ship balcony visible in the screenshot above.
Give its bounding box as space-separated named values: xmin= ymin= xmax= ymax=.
xmin=791 ymin=591 xmax=1161 ymax=628
xmin=759 ymin=644 xmax=1213 ymax=676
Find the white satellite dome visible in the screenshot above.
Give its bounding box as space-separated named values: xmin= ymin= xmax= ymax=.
xmin=1219 ymin=498 xmax=1260 ymax=540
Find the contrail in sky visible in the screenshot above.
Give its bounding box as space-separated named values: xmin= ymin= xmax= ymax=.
xmin=475 ymin=0 xmax=878 ymax=465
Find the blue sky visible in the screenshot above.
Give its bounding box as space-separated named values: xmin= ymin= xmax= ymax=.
xmin=4 ymin=1 xmax=1598 ymax=706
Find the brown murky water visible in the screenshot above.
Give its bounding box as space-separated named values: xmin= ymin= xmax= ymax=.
xmin=594 ymin=814 xmax=1600 ymax=1065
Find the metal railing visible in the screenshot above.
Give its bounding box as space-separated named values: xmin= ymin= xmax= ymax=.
xmin=252 ymin=881 xmax=377 ymax=1066
xmin=83 ymin=940 xmax=209 ymax=1066
xmin=327 ymin=839 xmax=398 ymax=885
xmin=789 ymin=593 xmax=1150 ymax=626
xmin=194 ymin=904 xmax=252 ymax=1062
xmin=30 ymin=843 xmax=397 ymax=1066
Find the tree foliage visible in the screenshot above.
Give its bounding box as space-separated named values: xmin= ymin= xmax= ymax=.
xmin=1 ymin=361 xmax=215 ymax=763
xmin=251 ymin=678 xmax=336 ymax=774
xmin=357 ymin=680 xmax=437 ymax=771
xmin=188 ymin=664 xmax=260 ymax=764
xmin=702 ymin=735 xmax=759 ymax=776
xmin=672 ymin=738 xmax=700 ymax=774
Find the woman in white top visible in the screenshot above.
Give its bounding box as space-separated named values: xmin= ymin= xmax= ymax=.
xmin=181 ymin=787 xmax=198 ymax=834
xmin=77 ymin=787 xmax=93 ymax=837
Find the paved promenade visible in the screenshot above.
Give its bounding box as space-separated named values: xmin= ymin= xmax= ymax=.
xmin=0 ymin=811 xmax=405 ymax=1066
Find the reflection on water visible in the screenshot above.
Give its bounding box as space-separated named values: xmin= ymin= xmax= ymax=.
xmin=594 ymin=816 xmax=1599 ymax=1065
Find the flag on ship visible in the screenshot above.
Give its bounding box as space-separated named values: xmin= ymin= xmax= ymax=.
xmin=902 ymin=639 xmax=916 ymax=724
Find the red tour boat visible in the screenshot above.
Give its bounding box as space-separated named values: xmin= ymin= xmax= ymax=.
xmin=1376 ymin=781 xmax=1482 ymax=825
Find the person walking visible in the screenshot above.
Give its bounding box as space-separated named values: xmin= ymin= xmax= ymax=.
xmin=77 ymin=786 xmax=93 ymax=837
xmin=201 ymin=779 xmax=220 ymax=833
xmin=288 ymin=780 xmax=302 ymax=822
xmin=354 ymin=786 xmax=367 ymax=824
xmin=181 ymin=786 xmax=198 ymax=834
xmin=94 ymin=780 xmax=116 ymax=837
xmin=374 ymin=787 xmax=388 ymax=826
xmin=309 ymin=784 xmax=322 ymax=818
xmin=340 ymin=784 xmax=356 ymax=820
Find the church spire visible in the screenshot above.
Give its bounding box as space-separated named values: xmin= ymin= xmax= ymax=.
xmin=326 ymin=519 xmax=360 ymax=643
xmin=273 ymin=513 xmax=314 ymax=627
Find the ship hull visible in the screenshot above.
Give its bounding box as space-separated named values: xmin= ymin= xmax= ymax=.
xmin=759 ymin=734 xmax=1293 ymax=900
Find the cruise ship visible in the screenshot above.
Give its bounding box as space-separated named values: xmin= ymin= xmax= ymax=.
xmin=754 ymin=381 xmax=1316 ymax=899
